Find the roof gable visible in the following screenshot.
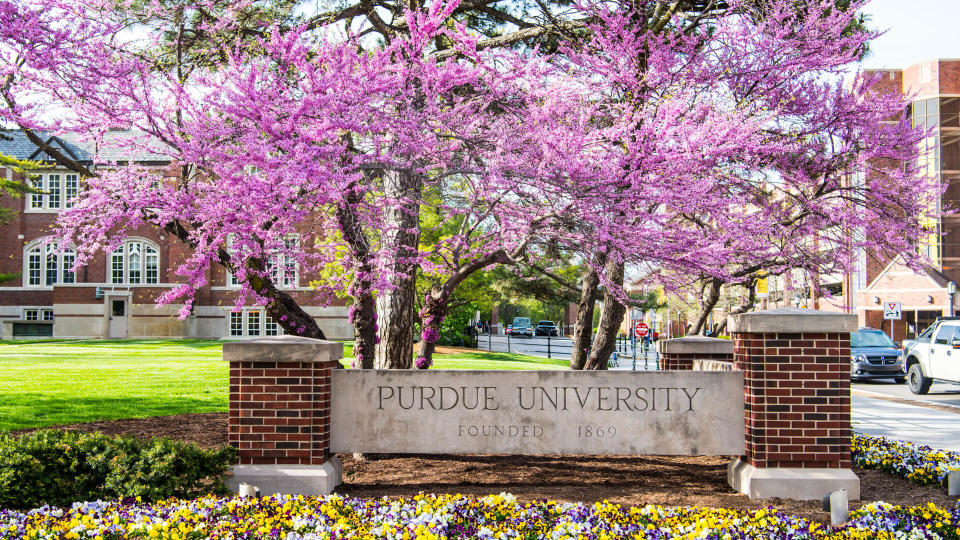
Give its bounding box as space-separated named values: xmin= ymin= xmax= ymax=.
xmin=864 ymin=256 xmax=951 ymax=292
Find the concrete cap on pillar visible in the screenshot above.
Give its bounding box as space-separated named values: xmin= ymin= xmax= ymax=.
xmin=223 ymin=335 xmax=344 ymax=363
xmin=727 ymin=307 xmax=858 ymax=334
xmin=658 ymin=335 xmax=733 ymax=355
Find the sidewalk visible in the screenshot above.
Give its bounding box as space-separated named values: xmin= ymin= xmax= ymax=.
xmin=852 ymin=394 xmax=960 ymax=451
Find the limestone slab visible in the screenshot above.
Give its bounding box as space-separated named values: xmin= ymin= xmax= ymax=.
xmin=228 ymin=457 xmax=342 ymax=496
xmin=727 ymin=307 xmax=858 ymax=334
xmin=727 ymin=458 xmax=860 ymax=500
xmin=331 ymin=370 xmax=744 ymax=455
xmin=658 ymin=336 xmax=733 ymax=355
xmin=223 ymin=336 xmax=343 ymax=364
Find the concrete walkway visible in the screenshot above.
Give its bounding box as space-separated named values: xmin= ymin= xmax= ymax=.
xmin=852 ymin=394 xmax=960 ymax=451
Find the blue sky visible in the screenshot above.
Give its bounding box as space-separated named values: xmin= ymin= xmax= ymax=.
xmin=859 ymin=0 xmax=960 ymax=70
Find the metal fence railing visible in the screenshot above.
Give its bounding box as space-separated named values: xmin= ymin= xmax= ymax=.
xmin=475 ymin=332 xmax=660 ymax=370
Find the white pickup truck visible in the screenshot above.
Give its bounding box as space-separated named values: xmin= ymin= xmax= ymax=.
xmin=901 ymin=318 xmax=960 ymax=394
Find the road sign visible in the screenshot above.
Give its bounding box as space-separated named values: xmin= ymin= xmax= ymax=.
xmin=634 ymin=322 xmax=650 ymax=338
xmin=883 ymin=301 xmax=902 ymax=320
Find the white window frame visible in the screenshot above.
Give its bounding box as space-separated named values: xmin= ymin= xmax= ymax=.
xmin=26 ymin=171 xmax=80 ymax=212
xmin=225 ymin=234 xmax=300 ymax=289
xmin=21 ymin=308 xmax=53 ymax=321
xmin=23 ymin=239 xmax=77 ymax=288
xmin=108 ymin=238 xmax=160 ymax=285
xmin=228 ymin=309 xmax=282 ymax=337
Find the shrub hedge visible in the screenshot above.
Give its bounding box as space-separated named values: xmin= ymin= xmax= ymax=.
xmin=0 ymin=430 xmax=236 ymax=509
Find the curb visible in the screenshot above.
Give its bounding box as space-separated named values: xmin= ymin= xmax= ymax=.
xmin=852 ymin=388 xmax=960 ymax=414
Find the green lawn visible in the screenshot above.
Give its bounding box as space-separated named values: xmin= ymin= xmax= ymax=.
xmin=0 ymin=339 xmax=565 ymax=431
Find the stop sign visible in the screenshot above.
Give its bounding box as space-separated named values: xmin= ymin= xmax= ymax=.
xmin=634 ymin=322 xmax=649 ymax=338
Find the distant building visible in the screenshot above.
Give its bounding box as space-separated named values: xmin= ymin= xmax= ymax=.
xmin=0 ymin=130 xmax=351 ymax=340
xmin=652 ymin=60 xmax=960 ymax=339
xmin=846 ymin=59 xmax=960 ymax=341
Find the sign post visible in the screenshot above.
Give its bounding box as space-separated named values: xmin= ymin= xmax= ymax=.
xmin=635 ymin=322 xmax=650 ymax=369
xmin=634 ymin=321 xmax=649 ymax=338
xmin=883 ymin=301 xmax=902 ymax=341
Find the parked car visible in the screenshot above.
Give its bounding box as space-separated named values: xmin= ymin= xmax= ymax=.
xmin=850 ymin=328 xmax=905 ymax=383
xmin=535 ymin=320 xmax=559 ymax=336
xmin=901 ymin=317 xmax=960 ymax=394
xmin=511 ymin=317 xmax=533 ymax=337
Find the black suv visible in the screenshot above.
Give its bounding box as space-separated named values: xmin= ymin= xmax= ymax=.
xmin=535 ymin=321 xmax=559 ymax=336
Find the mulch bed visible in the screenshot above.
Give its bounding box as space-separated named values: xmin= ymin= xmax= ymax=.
xmin=16 ymin=412 xmax=960 ymax=525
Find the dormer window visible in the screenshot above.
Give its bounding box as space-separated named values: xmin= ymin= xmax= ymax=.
xmin=28 ymin=172 xmax=79 ymax=211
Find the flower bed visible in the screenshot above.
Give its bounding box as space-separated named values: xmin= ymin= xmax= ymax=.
xmin=853 ymin=433 xmax=960 ymax=486
xmin=2 ymin=494 xmax=958 ymax=540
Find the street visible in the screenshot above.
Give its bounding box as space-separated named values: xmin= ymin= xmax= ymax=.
xmin=852 ymin=394 xmax=960 ymax=451
xmin=852 ymin=379 xmax=960 ymax=408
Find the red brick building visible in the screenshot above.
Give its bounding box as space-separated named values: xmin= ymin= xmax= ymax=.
xmin=0 ymin=130 xmax=351 ymax=340
xmin=845 ymin=59 xmax=960 ymax=342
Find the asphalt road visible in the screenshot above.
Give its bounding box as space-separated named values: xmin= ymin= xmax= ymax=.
xmin=852 ymin=379 xmax=960 ymax=408
xmin=852 ymin=394 xmax=960 ymax=451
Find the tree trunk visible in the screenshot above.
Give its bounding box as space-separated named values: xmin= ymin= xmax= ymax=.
xmin=415 ymin=250 xmax=508 ymax=367
xmin=336 ymin=200 xmax=376 ymax=368
xmin=714 ymin=279 xmax=757 ymax=336
xmin=374 ymin=170 xmax=422 ymax=369
xmin=690 ymin=277 xmax=723 ymax=336
xmin=584 ymin=258 xmax=626 ymax=370
xmin=262 ymin=283 xmax=327 ymax=340
xmin=415 ymin=290 xmax=445 ymax=368
xmin=570 ymin=252 xmax=606 ymax=370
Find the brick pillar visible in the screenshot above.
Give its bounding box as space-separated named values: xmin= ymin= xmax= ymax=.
xmin=224 ymin=336 xmax=343 ymax=495
xmin=727 ymin=307 xmax=859 ymax=500
xmin=657 ymin=336 xmax=733 ymax=370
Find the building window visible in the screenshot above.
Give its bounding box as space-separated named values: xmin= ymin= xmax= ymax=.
xmin=269 ymin=237 xmax=300 ymax=288
xmin=228 ymin=309 xmax=283 ymax=337
xmin=24 ymin=241 xmax=76 ymax=287
xmin=27 ymin=172 xmax=80 ymax=210
xmin=47 ymin=174 xmax=60 ymax=208
xmin=109 ymin=239 xmax=160 ymax=284
xmin=22 ymin=308 xmax=53 ymax=321
xmin=226 ymin=234 xmax=299 ymax=288
xmin=247 ymin=311 xmax=261 ymax=336
xmin=65 ymin=174 xmax=78 ymax=207
xmin=265 ymin=315 xmax=279 ymax=336
xmin=29 ymin=175 xmax=43 ymax=208
xmin=230 ymin=312 xmax=243 ymax=337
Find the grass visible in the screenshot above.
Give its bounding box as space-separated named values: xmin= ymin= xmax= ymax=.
xmin=0 ymin=339 xmax=566 ymax=431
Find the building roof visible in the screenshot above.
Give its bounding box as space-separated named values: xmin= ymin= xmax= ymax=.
xmin=0 ymin=129 xmax=171 ymax=164
xmin=864 ymin=255 xmax=954 ymax=292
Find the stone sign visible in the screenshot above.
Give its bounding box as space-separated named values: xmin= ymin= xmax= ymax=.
xmin=330 ymin=370 xmax=744 ymax=455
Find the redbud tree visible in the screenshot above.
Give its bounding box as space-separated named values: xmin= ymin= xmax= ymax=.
xmin=545 ymin=0 xmax=933 ymax=365
xmin=1 ymin=0 xmax=934 ymax=372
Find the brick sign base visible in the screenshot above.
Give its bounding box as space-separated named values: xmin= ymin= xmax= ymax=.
xmin=727 ymin=308 xmax=860 ymax=500
xmin=225 ymin=308 xmax=860 ymax=501
xmin=225 ymin=337 xmax=344 ymax=496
